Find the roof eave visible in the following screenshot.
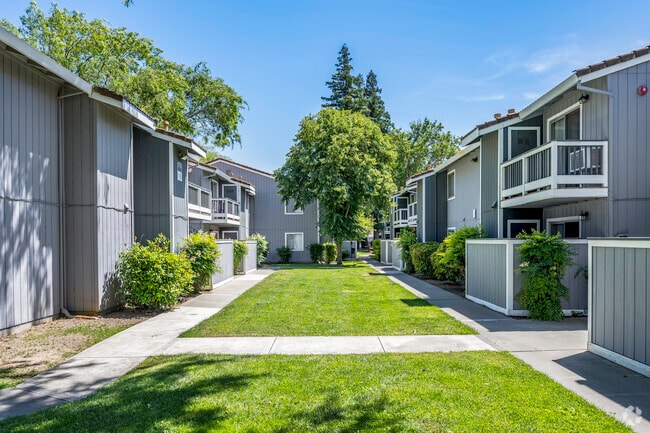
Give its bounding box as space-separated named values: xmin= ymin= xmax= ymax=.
xmin=519 ymin=74 xmax=578 ymax=120
xmin=0 ymin=27 xmax=93 ymax=95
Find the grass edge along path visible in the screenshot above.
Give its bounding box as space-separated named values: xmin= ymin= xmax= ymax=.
xmin=182 ymin=261 xmax=475 ymax=337
xmin=0 ymin=352 xmax=630 ymax=432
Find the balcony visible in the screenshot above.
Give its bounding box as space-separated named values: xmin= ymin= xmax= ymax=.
xmin=211 ymin=198 xmax=240 ymax=225
xmin=501 ymin=140 xmax=608 ymax=208
xmin=188 ymin=183 xmax=212 ymax=220
xmin=393 ymin=208 xmax=409 ymax=228
xmin=408 ymin=202 xmax=417 ymax=226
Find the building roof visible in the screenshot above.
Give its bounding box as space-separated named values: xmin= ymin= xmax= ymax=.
xmin=208 ymin=158 xmax=275 ymax=179
xmin=575 ymin=46 xmax=650 ymax=77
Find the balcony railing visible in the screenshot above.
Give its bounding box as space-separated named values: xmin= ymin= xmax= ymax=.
xmin=211 ymin=198 xmax=240 ymax=225
xmin=408 ymin=202 xmax=417 ymax=226
xmin=188 ymin=183 xmax=212 ymax=220
xmin=393 ymin=208 xmax=409 ymax=227
xmin=501 ymin=140 xmax=608 ymax=207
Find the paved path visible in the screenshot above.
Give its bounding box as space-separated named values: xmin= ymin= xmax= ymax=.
xmin=2 ymin=260 xmax=650 ymax=433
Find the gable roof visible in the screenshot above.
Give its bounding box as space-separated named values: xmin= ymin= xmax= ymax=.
xmin=208 ymin=158 xmax=275 ymax=179
xmin=575 ymin=46 xmax=650 ymax=77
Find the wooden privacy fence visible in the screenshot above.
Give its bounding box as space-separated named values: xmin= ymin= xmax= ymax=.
xmin=240 ymin=240 xmax=258 ymax=274
xmin=465 ymin=239 xmax=588 ymax=316
xmin=212 ymin=240 xmax=235 ymax=287
xmin=588 ymin=239 xmax=650 ymax=377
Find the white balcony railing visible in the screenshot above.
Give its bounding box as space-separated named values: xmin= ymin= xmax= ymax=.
xmin=393 ymin=208 xmax=409 ymax=227
xmin=408 ymin=202 xmax=417 ymax=226
xmin=188 ymin=183 xmax=212 ymax=220
xmin=211 ymin=198 xmax=240 ymax=225
xmin=501 ymin=140 xmax=608 ymax=207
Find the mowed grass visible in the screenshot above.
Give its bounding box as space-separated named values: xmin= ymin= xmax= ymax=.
xmin=183 ymin=262 xmax=475 ymax=336
xmin=0 ymin=352 xmax=630 ymax=433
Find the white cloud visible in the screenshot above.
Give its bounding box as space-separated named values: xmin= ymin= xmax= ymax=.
xmin=456 ymin=94 xmax=505 ymax=102
xmin=523 ymin=92 xmax=540 ymax=100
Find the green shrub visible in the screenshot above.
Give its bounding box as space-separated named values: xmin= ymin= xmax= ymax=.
xmin=233 ymin=240 xmax=249 ymax=271
xmin=432 ymin=225 xmax=486 ymax=282
xmin=308 ymin=243 xmax=324 ymax=263
xmin=397 ymin=228 xmax=418 ymax=273
xmin=342 ymin=249 xmax=349 ymax=260
xmin=180 ymin=232 xmax=220 ymax=292
xmin=372 ymin=239 xmax=381 ymax=259
xmin=276 ymin=246 xmax=292 ymax=264
xmin=516 ymin=230 xmax=574 ymax=321
xmin=410 ymin=242 xmax=439 ymax=276
xmin=323 ymin=242 xmax=337 ymax=264
xmin=116 ymin=234 xmax=193 ymax=309
xmin=246 ymin=233 xmax=268 ymax=266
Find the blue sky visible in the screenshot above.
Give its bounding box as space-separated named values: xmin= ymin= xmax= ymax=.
xmin=3 ymin=1 xmax=649 ymax=172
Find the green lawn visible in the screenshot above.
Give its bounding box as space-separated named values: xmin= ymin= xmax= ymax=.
xmin=0 ymin=352 xmax=630 ymax=432
xmin=183 ymin=262 xmax=474 ymax=336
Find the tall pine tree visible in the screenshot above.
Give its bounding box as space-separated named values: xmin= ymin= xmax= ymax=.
xmin=321 ymin=44 xmax=368 ymax=114
xmin=364 ymin=70 xmax=392 ymax=133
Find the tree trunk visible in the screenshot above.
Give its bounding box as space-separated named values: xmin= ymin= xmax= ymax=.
xmin=336 ymin=240 xmax=343 ymax=265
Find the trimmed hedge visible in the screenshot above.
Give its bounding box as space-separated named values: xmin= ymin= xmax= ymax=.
xmin=372 ymin=239 xmax=381 ymax=259
xmin=323 ymin=243 xmax=337 ymax=264
xmin=180 ymin=232 xmax=220 ymax=292
xmin=410 ymin=242 xmax=439 ymax=277
xmin=309 ymin=243 xmax=324 ymax=263
xmin=276 ymin=246 xmax=292 ymax=264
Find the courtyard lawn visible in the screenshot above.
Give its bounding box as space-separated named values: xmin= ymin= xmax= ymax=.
xmin=183 ymin=262 xmax=475 ymax=337
xmin=0 ymin=352 xmax=630 ymax=433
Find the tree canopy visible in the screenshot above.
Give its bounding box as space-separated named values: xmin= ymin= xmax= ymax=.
xmin=390 ymin=117 xmax=460 ymax=188
xmin=321 ymin=44 xmax=368 ymax=114
xmin=364 ymin=70 xmax=392 ymax=133
xmin=274 ymin=108 xmax=395 ymax=263
xmin=1 ymin=1 xmax=245 ymax=148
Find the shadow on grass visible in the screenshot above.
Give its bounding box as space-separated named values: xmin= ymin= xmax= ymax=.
xmin=400 ymin=299 xmax=432 ymax=307
xmin=0 ymin=356 xmax=268 ymax=433
xmin=273 ymin=389 xmax=407 ymax=432
xmin=269 ymin=262 xmax=368 ymax=270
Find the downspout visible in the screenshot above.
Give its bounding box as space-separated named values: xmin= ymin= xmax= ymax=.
xmin=576 ymin=80 xmax=614 ymax=236
xmin=57 ymin=88 xmax=68 ymax=317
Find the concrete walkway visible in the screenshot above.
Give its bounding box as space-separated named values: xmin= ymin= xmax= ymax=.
xmin=369 ymin=261 xmax=650 ymax=433
xmin=2 ymin=260 xmax=650 ymax=432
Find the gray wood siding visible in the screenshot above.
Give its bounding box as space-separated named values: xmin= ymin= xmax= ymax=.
xmin=212 ymin=240 xmax=234 ymax=286
xmin=94 ymin=103 xmax=133 ymax=311
xmin=543 ymin=199 xmax=608 ymax=238
xmin=446 ymin=149 xmax=480 ymax=230
xmin=1 ymin=50 xmax=62 ymax=332
xmin=435 ymin=171 xmax=448 ymax=240
xmin=172 ymin=148 xmax=188 ymax=249
xmin=466 ymin=242 xmax=506 ymax=308
xmin=214 ymin=161 xmax=319 ymax=262
xmin=480 ymin=132 xmax=499 ymax=237
xmin=591 ymin=243 xmax=650 ymax=366
xmin=63 ymin=95 xmax=98 ymax=314
xmin=416 ymin=175 xmax=438 ymax=242
xmin=609 ymin=64 xmax=650 ymax=236
xmin=133 ymin=129 xmax=171 ymax=243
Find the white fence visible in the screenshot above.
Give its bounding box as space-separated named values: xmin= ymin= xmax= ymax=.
xmin=212 ymin=240 xmax=235 ymax=287
xmin=379 ymin=239 xmax=404 ymax=271
xmin=240 ymin=240 xmax=258 ymax=274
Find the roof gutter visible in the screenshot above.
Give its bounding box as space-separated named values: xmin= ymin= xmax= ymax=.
xmin=576 ymin=80 xmax=613 ymax=97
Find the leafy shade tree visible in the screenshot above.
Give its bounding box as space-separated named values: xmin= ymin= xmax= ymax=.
xmin=364 ymin=70 xmax=392 ymax=133
xmin=321 ymin=44 xmax=368 ymax=114
xmin=1 ymin=2 xmax=245 ymax=148
xmin=390 ymin=118 xmax=460 ymax=188
xmin=275 ymin=108 xmax=395 ymax=264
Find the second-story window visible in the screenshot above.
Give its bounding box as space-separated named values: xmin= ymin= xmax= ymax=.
xmin=550 ymin=108 xmax=580 ymax=141
xmin=447 ymin=170 xmax=455 ymax=200
xmin=223 ymin=184 xmax=238 ymax=201
xmin=285 ymin=199 xmax=303 ymax=215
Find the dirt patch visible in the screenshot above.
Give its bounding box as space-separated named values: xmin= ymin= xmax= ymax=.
xmin=0 ymin=309 xmax=154 ymax=389
xmin=414 ymin=275 xmax=466 ymax=297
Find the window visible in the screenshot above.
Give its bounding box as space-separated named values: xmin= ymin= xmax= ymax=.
xmin=546 ymin=216 xmax=582 ymax=239
xmin=507 ymin=219 xmax=540 ymax=238
xmin=285 ymin=232 xmax=304 ymax=251
xmin=549 ymin=104 xmax=581 ymax=141
xmin=221 ymin=231 xmax=238 ymax=240
xmin=222 ymin=184 xmax=238 ymax=201
xmin=447 ymin=227 xmax=456 ymax=235
xmin=509 ymin=127 xmax=540 ymax=159
xmin=176 ymin=161 xmax=183 ymax=182
xmin=284 ymin=199 xmax=303 ymax=215
xmin=447 ymin=170 xmax=455 ymax=200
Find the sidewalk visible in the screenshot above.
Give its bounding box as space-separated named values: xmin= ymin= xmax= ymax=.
xmin=368 ymin=260 xmax=650 ymax=433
